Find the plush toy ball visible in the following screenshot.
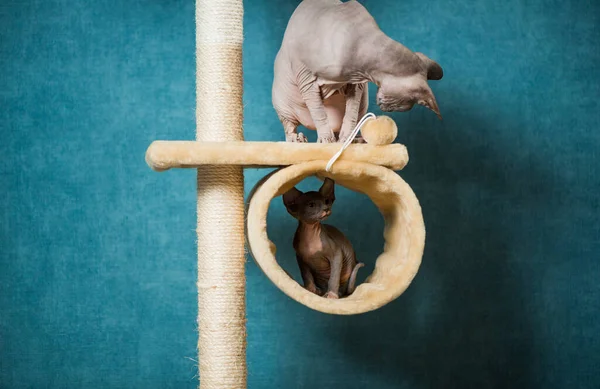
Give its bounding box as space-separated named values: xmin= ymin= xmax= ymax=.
xmin=361 ymin=115 xmax=398 ymax=145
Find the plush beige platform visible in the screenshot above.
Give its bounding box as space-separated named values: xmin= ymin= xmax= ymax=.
xmin=246 ymin=160 xmax=425 ymax=315
xmin=145 ymin=141 xmax=409 ymax=171
xmin=145 ymin=136 xmax=425 ymax=315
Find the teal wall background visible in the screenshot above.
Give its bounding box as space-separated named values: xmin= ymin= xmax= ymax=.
xmin=2 ymin=0 xmax=599 ymax=388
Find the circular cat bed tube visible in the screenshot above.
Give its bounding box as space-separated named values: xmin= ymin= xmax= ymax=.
xmin=246 ymin=160 xmax=425 ymax=315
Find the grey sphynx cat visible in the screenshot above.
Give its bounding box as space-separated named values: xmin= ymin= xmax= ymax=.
xmin=283 ymin=178 xmax=364 ymax=299
xmin=273 ymin=0 xmax=443 ymax=143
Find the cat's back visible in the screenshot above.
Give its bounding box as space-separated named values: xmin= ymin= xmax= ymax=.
xmin=281 ymin=0 xmax=381 ymax=78
xmin=282 ymin=0 xmax=339 ymax=45
xmin=283 ymin=0 xmax=377 ymax=49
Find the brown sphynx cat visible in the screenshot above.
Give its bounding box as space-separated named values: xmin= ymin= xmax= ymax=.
xmin=283 ymin=178 xmax=364 ymax=299
xmin=273 ymin=0 xmax=443 ymax=143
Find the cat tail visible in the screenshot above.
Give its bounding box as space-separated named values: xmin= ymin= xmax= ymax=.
xmin=346 ymin=262 xmax=365 ymax=295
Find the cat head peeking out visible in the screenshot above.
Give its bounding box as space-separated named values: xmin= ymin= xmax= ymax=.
xmin=282 ymin=178 xmax=336 ymax=224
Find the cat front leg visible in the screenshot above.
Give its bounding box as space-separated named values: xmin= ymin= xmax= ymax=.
xmin=324 ymin=251 xmax=343 ymax=299
xmin=338 ymin=83 xmax=368 ymax=143
xmin=273 ymin=85 xmax=307 ymax=143
xmin=281 ymin=116 xmax=307 ymax=143
xmin=297 ymin=69 xmax=336 ymax=143
xmin=297 ymin=256 xmax=321 ymax=295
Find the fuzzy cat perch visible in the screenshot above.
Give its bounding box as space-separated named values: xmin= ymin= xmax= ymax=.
xmin=147 ymin=0 xmax=428 ymax=387
xmin=146 ymin=142 xmax=405 ymax=172
xmin=146 ymin=116 xmax=403 ymax=171
xmin=245 ymin=160 xmax=425 ymax=315
xmin=146 ymin=122 xmax=426 ymax=314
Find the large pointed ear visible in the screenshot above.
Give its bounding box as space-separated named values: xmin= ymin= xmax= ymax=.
xmin=282 ymin=187 xmax=303 ymax=215
xmin=319 ymin=178 xmax=335 ymax=202
xmin=415 ymin=52 xmax=443 ymax=81
xmin=416 ymin=82 xmax=442 ymax=120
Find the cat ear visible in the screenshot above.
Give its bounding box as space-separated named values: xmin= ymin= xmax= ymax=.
xmin=415 ymin=52 xmax=443 ymax=81
xmin=283 ymin=187 xmax=303 ymax=213
xmin=319 ymin=178 xmax=335 ymax=201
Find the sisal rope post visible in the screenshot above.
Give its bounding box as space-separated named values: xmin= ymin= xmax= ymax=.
xmin=195 ymin=0 xmax=246 ymax=388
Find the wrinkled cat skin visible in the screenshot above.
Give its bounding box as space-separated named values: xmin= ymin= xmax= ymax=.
xmin=283 ymin=178 xmax=364 ymax=299
xmin=273 ymin=0 xmax=443 ymax=143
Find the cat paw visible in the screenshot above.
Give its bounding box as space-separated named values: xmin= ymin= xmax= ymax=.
xmin=317 ymin=135 xmax=336 ymax=143
xmin=324 ymin=291 xmax=339 ymax=299
xmin=286 ymin=133 xmax=308 ymax=143
xmin=305 ymin=284 xmax=320 ymax=295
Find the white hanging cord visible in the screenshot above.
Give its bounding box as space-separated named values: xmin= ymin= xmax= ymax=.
xmin=325 ymin=112 xmax=376 ymax=172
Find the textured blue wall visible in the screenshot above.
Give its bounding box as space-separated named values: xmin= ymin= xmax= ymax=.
xmin=1 ymin=0 xmax=599 ymax=388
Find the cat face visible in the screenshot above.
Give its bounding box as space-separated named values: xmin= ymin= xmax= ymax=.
xmin=282 ymin=178 xmax=336 ymax=223
xmin=376 ymin=74 xmax=441 ymax=119
xmin=376 ymin=53 xmax=443 ymax=119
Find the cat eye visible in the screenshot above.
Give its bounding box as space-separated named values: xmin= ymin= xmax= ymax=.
xmin=325 ymin=199 xmax=331 ymax=205
xmin=308 ymin=202 xmax=315 ymax=208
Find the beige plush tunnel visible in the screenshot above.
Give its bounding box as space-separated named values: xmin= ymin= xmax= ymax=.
xmin=246 ymin=160 xmax=426 ymax=315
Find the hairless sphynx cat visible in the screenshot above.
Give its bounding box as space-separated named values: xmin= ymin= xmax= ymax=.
xmin=283 ymin=178 xmax=364 ymax=299
xmin=273 ymin=0 xmax=443 ymax=143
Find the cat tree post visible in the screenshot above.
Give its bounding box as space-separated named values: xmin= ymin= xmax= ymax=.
xmin=195 ymin=0 xmax=246 ymax=388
